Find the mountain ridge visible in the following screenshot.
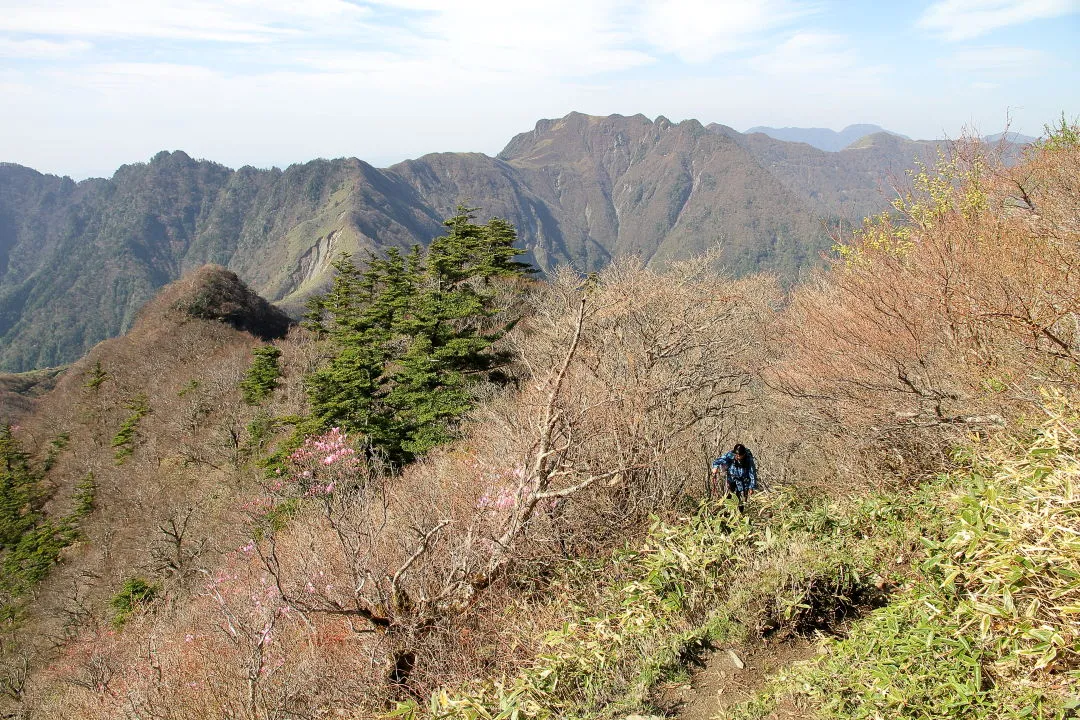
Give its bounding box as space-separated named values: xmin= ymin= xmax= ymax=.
xmin=1 ymin=112 xmax=960 ymax=371
xmin=744 ymin=123 xmax=911 ymax=151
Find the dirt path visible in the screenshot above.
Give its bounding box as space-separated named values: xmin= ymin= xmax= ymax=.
xmin=653 ymin=637 xmax=817 ymax=720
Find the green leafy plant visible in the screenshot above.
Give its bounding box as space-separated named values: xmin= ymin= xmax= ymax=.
xmin=0 ymin=430 xmax=95 ymax=610
xmin=110 ymin=577 xmax=158 ymax=628
xmin=726 ymin=395 xmax=1080 ymax=720
xmin=69 ymin=473 xmax=95 ymax=519
xmin=41 ymin=432 xmax=69 ymax=472
xmin=178 ymin=379 xmax=200 ymax=397
xmin=394 ymin=484 xmax=911 ymax=720
xmin=0 ymin=427 xmax=43 ymax=551
xmin=1039 ymin=112 xmax=1080 ymax=152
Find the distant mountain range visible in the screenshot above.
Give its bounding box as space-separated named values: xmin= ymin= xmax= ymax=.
xmin=0 ymin=112 xmax=965 ymax=371
xmin=981 ymin=131 xmax=1038 ymax=145
xmin=745 ymin=124 xmax=911 ymax=151
xmin=748 ymin=124 xmax=1038 ymax=152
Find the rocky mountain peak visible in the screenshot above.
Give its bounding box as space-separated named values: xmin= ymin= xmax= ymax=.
xmin=159 ymin=265 xmax=292 ymax=340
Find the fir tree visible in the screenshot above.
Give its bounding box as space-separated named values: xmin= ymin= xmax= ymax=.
xmin=0 ymin=427 xmax=41 ymax=550
xmin=304 ymin=208 xmax=533 ymax=464
xmin=240 ymin=345 xmax=284 ymax=405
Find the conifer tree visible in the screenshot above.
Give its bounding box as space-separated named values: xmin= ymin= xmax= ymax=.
xmin=0 ymin=427 xmax=41 ymax=550
xmin=240 ymin=345 xmax=284 ymax=405
xmin=304 ymin=207 xmax=533 ymax=464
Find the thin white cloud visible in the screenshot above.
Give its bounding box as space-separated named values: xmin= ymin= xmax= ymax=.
xmin=366 ymin=0 xmax=820 ymax=73
xmin=918 ymin=0 xmax=1080 ymax=41
xmin=0 ymin=0 xmax=369 ymax=42
xmin=226 ymin=1 xmax=656 ymax=83
xmin=0 ymin=0 xmax=820 ymax=67
xmin=940 ymin=45 xmax=1048 ymax=76
xmin=753 ymin=32 xmax=859 ymax=74
xmin=401 ymin=1 xmax=655 ymax=77
xmin=0 ymin=37 xmax=91 ymax=58
xmin=0 ymin=69 xmax=32 ymax=97
xmin=634 ymin=0 xmax=817 ymax=62
xmin=77 ymin=62 xmax=220 ymax=80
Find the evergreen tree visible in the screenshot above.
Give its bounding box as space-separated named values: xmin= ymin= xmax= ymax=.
xmin=240 ymin=345 xmax=284 ymax=405
xmin=0 ymin=427 xmax=41 ymax=550
xmin=304 ymin=208 xmax=533 ymax=464
xmin=306 ymin=248 xmax=419 ymax=446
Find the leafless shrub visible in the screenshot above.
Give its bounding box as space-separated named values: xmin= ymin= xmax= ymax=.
xmin=150 ymin=509 xmax=209 ymax=584
xmin=765 ymin=137 xmax=1080 ymax=487
xmin=231 ymin=254 xmax=780 ymax=700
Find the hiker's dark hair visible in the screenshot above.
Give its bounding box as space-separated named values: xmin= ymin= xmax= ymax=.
xmin=733 ymin=443 xmax=746 ymax=454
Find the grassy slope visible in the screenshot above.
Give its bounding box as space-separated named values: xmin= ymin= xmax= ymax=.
xmin=729 ymin=397 xmax=1079 ymax=720
xmin=397 ymin=395 xmax=1078 ymax=720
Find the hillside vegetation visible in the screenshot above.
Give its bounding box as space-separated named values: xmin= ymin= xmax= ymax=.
xmin=0 ymin=122 xmax=1075 ymax=720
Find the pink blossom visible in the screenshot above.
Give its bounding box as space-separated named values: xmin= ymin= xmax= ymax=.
xmin=478 ymin=486 xmax=517 ymax=512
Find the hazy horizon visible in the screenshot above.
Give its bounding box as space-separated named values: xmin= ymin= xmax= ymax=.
xmin=2 ymin=0 xmax=1077 ymax=179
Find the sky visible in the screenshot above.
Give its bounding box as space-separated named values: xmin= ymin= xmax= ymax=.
xmin=0 ymin=0 xmax=1077 ymax=179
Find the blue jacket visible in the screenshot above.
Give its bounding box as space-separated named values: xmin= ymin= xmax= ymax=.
xmin=712 ymin=451 xmax=757 ymax=493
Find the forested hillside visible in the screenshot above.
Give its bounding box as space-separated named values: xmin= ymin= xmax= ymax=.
xmin=0 ymin=113 xmax=952 ymax=371
xmin=0 ymin=124 xmax=1073 ymax=720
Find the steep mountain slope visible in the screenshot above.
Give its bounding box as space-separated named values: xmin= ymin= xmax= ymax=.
xmin=185 ymin=157 xmax=443 ymax=308
xmin=0 ymin=153 xmax=233 ymax=370
xmin=493 ymin=112 xmax=827 ymax=274
xmin=731 ymin=129 xmax=942 ymax=223
xmin=0 ymin=112 xmax=954 ymax=371
xmin=0 ymin=367 xmax=64 ymax=424
xmin=0 ymin=155 xmax=438 ymax=369
xmin=3 ymin=126 xmax=1074 ymax=720
xmin=2 ymin=268 xmax=293 ymax=672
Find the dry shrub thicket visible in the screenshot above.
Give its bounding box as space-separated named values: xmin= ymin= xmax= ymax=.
xmin=768 ymin=135 xmax=1080 ymax=486
xmin=20 ymin=255 xmax=780 ymax=718
xmin=233 ymin=256 xmax=778 ymax=707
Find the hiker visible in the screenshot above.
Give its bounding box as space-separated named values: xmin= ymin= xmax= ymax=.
xmin=710 ymin=443 xmax=758 ymax=510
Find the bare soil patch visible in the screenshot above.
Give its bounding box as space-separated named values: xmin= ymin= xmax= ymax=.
xmin=653 ymin=637 xmax=817 ymax=720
